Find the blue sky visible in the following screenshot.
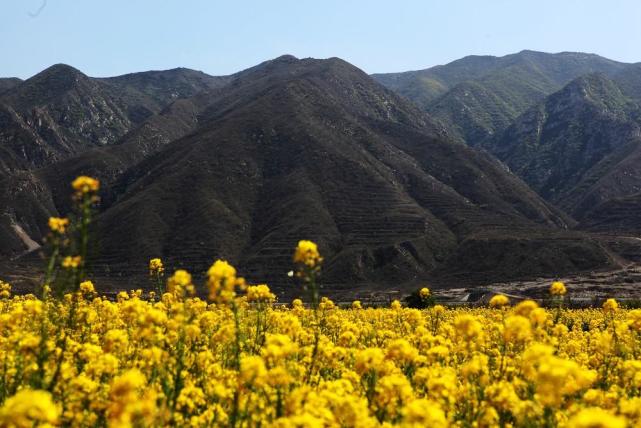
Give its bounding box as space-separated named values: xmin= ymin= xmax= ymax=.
xmin=1 ymin=0 xmax=640 ymax=79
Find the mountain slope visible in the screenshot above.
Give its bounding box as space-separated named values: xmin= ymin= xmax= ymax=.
xmin=580 ymin=192 xmax=641 ymax=234
xmin=0 ymin=64 xmax=138 ymax=168
xmin=0 ymin=64 xmax=230 ymax=169
xmin=83 ymin=56 xmax=612 ymax=294
xmin=487 ymin=74 xmax=641 ymax=219
xmin=0 ymin=78 xmax=22 ymax=95
xmin=100 ymin=67 xmax=231 ymax=118
xmin=373 ymin=51 xmax=629 ymax=145
xmin=0 ymin=64 xmax=232 ymax=257
xmin=0 ymin=58 xmax=303 ymax=257
xmin=615 ymin=64 xmax=641 ymax=101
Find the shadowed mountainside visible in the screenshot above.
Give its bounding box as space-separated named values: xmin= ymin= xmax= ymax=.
xmin=0 ymin=55 xmax=625 ymax=296
xmin=615 ymin=64 xmax=641 ymax=102
xmin=82 ymin=56 xmax=615 ymax=293
xmin=0 ymin=78 xmax=22 ymax=95
xmin=0 ymin=64 xmax=232 ymax=256
xmin=580 ymin=193 xmax=641 ymax=234
xmin=0 ymin=64 xmax=229 ymax=169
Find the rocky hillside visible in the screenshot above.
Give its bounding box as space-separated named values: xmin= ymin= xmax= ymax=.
xmin=43 ymin=58 xmax=623 ymax=290
xmin=0 ymin=55 xmax=626 ymax=294
xmin=373 ymin=51 xmax=629 ymax=145
xmin=0 ymin=64 xmax=228 ymax=169
xmin=0 ymin=78 xmax=21 ymax=95
xmin=0 ymin=64 xmax=231 ymax=258
xmin=376 ymin=52 xmax=641 ymax=244
xmin=580 ymin=192 xmax=641 ymax=234
xmin=615 ymin=63 xmax=641 ymax=102
xmin=487 ymin=73 xmax=641 ymax=218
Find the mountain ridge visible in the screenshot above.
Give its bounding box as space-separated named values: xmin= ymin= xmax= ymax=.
xmin=373 ymin=50 xmax=631 ymax=145
xmin=2 ymin=52 xmax=640 ymax=295
xmin=78 ymin=56 xmax=615 ymax=293
xmin=486 ymin=73 xmax=641 ymax=220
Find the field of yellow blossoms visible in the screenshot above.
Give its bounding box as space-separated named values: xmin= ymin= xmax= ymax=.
xmin=1 ymin=177 xmax=641 ymax=427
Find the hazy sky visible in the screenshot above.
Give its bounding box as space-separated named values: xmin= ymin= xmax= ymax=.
xmin=2 ymin=0 xmax=640 ymax=79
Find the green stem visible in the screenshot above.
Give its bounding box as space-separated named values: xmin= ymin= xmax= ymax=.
xmin=47 ymin=298 xmax=78 ymax=392
xmin=230 ymin=302 xmax=242 ymax=427
xmin=77 ymin=196 xmax=91 ymax=290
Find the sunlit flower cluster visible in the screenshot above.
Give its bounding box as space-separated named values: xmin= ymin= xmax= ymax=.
xmin=0 ymin=274 xmax=638 ymax=427
xmin=293 ymin=240 xmax=323 ymax=269
xmin=148 ymin=258 xmax=164 ymax=275
xmin=47 ymin=217 xmax=69 ymax=234
xmin=71 ymin=175 xmax=100 ymax=196
xmin=61 ymin=255 xmax=82 ymax=269
xmin=207 ymin=259 xmax=245 ymax=304
xmin=246 ymin=284 xmax=276 ymax=303
xmin=550 ymin=281 xmax=567 ymax=296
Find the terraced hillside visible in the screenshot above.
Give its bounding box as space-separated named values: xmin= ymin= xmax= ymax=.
xmin=580 ymin=193 xmax=641 ymax=234
xmin=75 ymin=56 xmax=615 ymax=293
xmin=0 ymin=54 xmax=632 ymax=295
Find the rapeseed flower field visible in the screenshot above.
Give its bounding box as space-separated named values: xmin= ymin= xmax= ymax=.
xmin=0 ymin=178 xmax=639 ymax=427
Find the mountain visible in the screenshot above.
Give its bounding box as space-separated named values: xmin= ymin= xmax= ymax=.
xmin=372 ymin=54 xmax=513 ymax=108
xmin=0 ymin=64 xmax=231 ymax=259
xmin=373 ymin=51 xmax=629 ymax=145
xmin=99 ymin=67 xmax=231 ymax=118
xmin=0 ymin=64 xmax=146 ymax=169
xmin=375 ymin=51 xmax=641 ymax=254
xmin=0 ymin=56 xmax=622 ymax=296
xmin=487 ymin=74 xmax=641 ymax=220
xmin=580 ymin=192 xmax=641 ymax=234
xmin=615 ymin=63 xmax=641 ymax=101
xmin=75 ymin=56 xmax=613 ymax=294
xmin=0 ymin=78 xmax=22 ymax=95
xmin=0 ymin=64 xmax=229 ymax=169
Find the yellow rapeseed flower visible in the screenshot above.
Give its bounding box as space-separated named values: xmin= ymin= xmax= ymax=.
xmin=0 ymin=280 xmax=11 ymax=299
xmin=603 ymin=298 xmax=618 ymax=313
xmin=79 ymin=280 xmax=95 ymax=294
xmin=239 ymin=355 xmax=267 ymax=387
xmin=293 ymin=240 xmax=323 ymax=268
xmin=167 ymin=269 xmax=194 ymax=297
xmin=567 ymin=408 xmax=626 ymax=428
xmin=402 ymin=398 xmax=448 ymax=427
xmin=246 ymin=284 xmax=276 ymax=303
xmin=489 ymin=294 xmax=510 ymax=308
xmin=0 ymin=389 xmax=59 ymax=427
xmin=207 ymin=260 xmax=244 ymax=304
xmin=148 ymin=258 xmax=164 ymax=275
xmin=550 ymin=281 xmax=567 ymax=296
xmin=503 ymin=315 xmax=532 ymax=343
xmin=61 ymin=255 xmax=82 ymax=269
xmin=355 ymin=347 xmax=386 ymax=375
xmin=514 ymin=299 xmax=539 ymax=317
xmin=48 ymin=217 xmax=69 ymax=234
xmin=71 ymin=175 xmax=100 ymax=195
xmin=454 ymin=314 xmax=483 ymax=341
